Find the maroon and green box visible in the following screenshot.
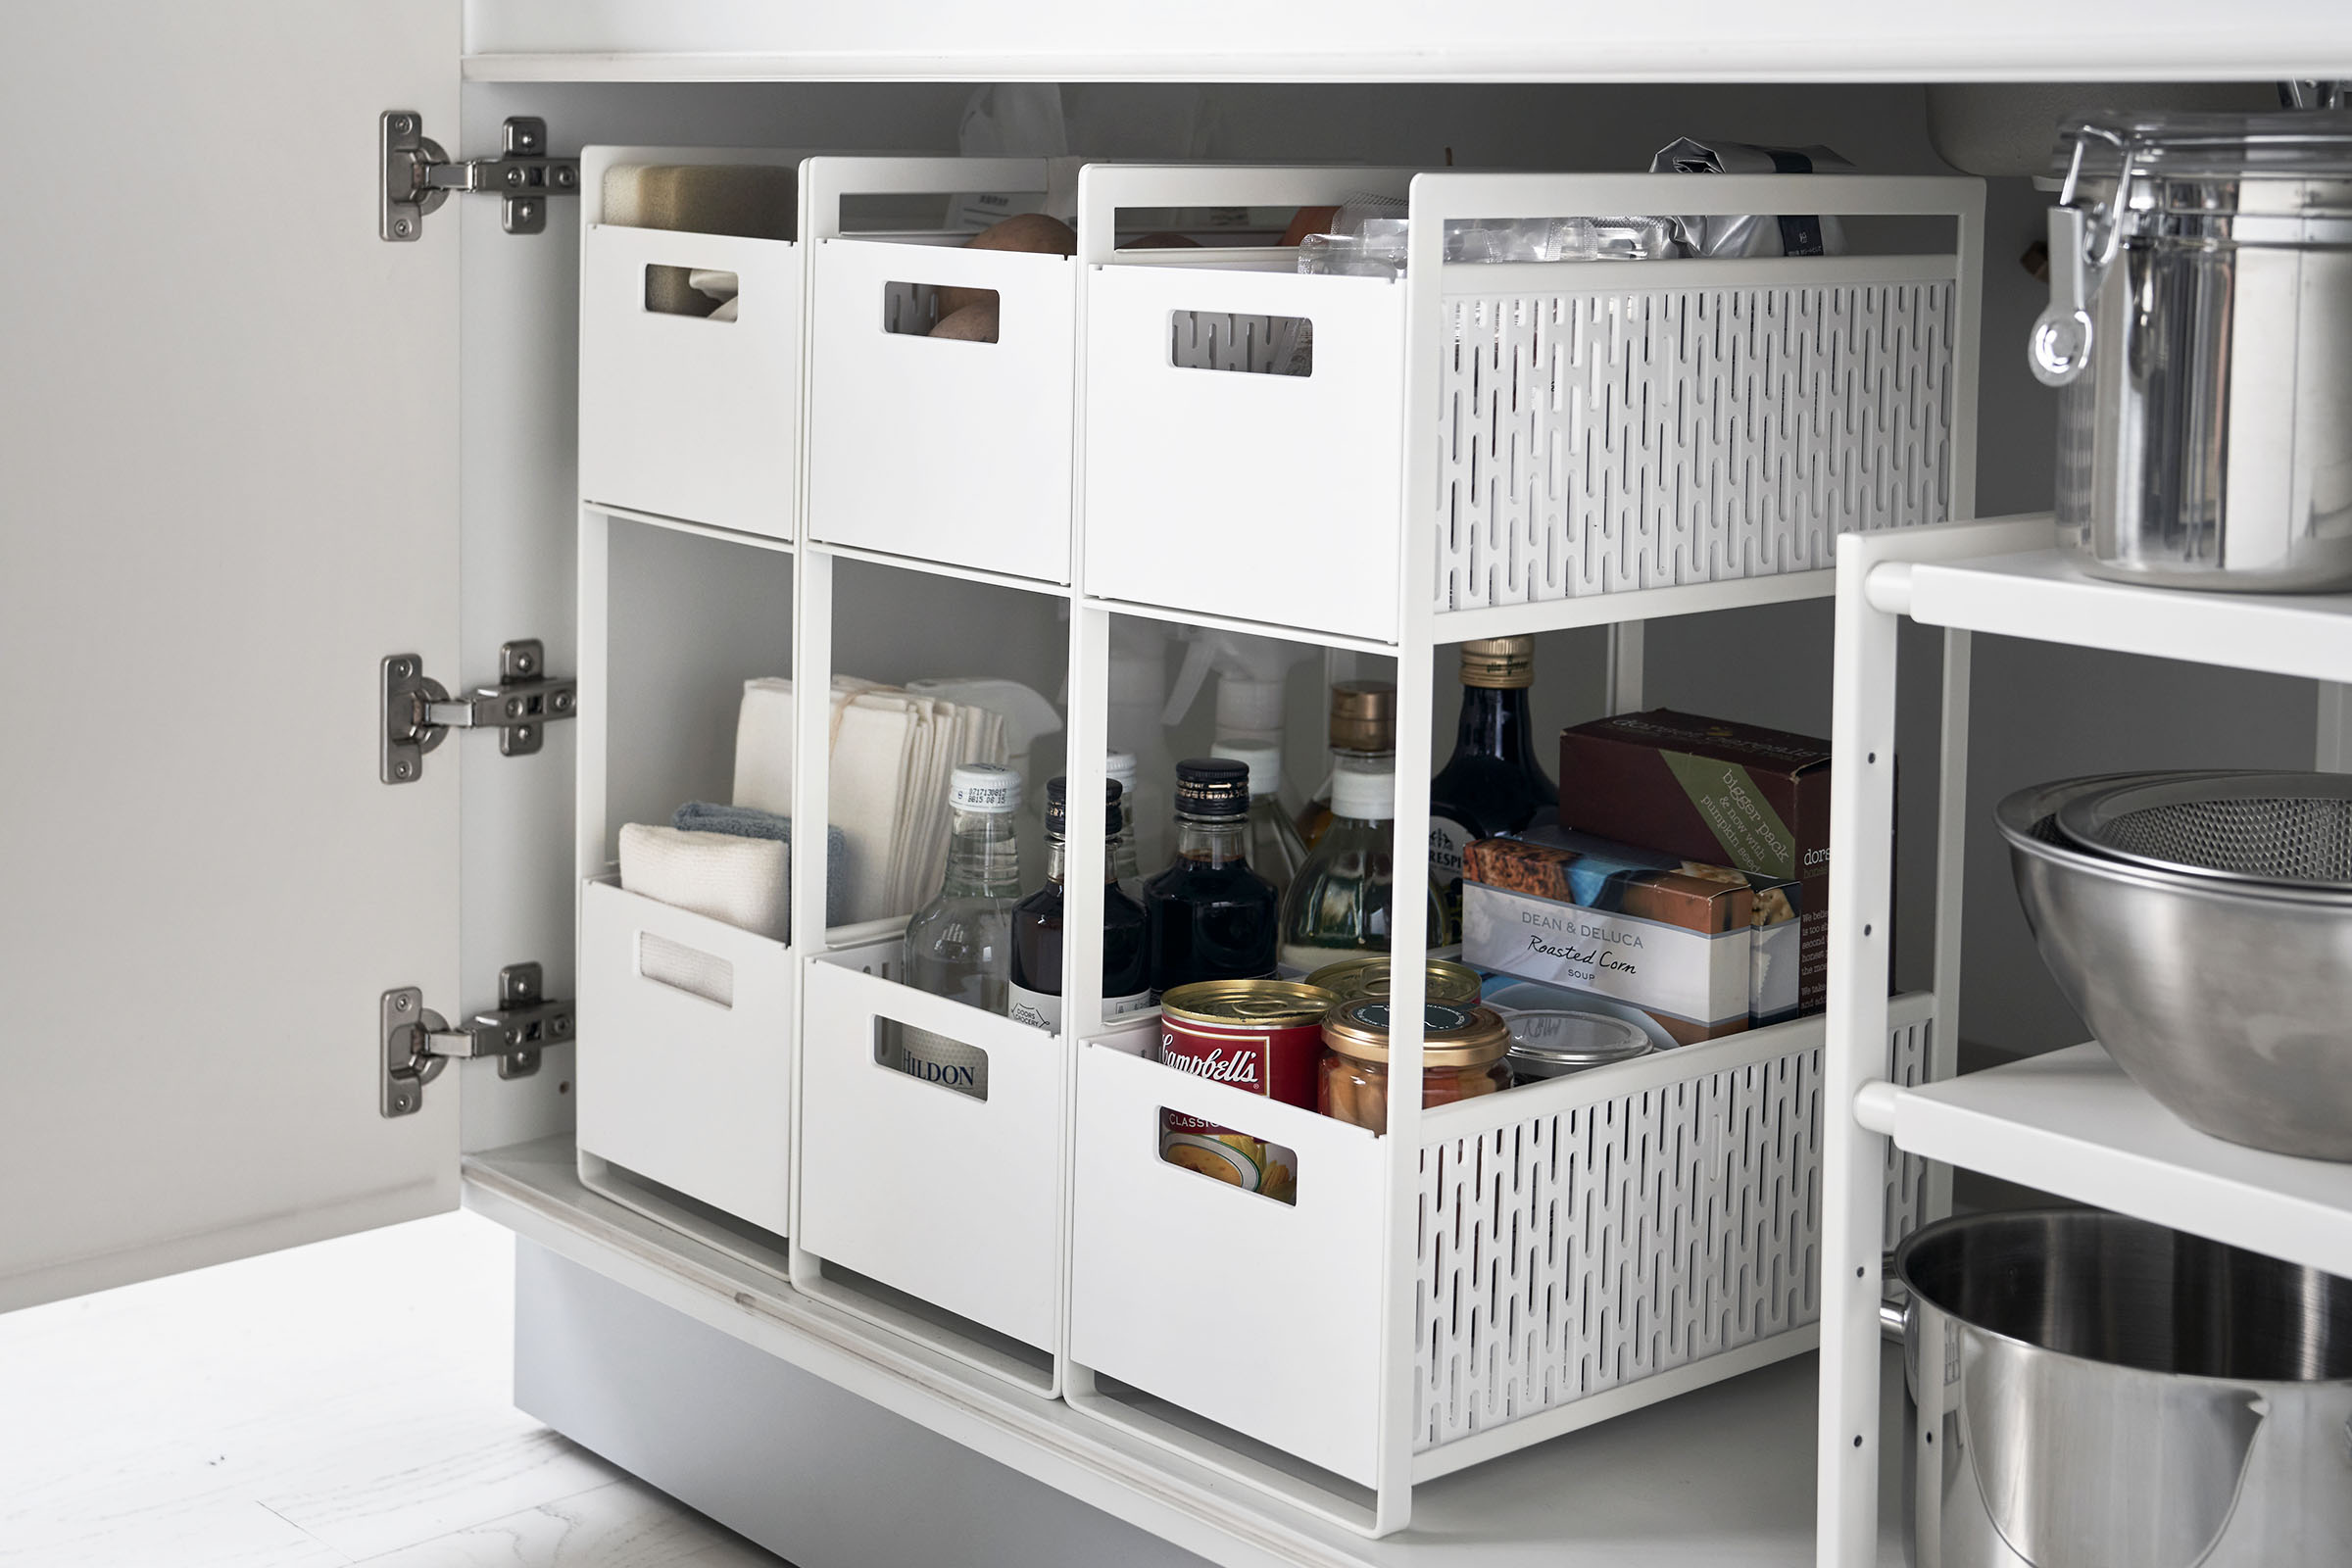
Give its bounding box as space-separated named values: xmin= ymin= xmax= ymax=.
xmin=1558 ymin=710 xmax=1833 ymax=1016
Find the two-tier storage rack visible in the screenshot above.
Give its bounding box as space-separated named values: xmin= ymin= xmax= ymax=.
xmin=1814 ymin=514 xmax=2352 ymax=1564
xmin=568 ymin=152 xmax=1985 ymax=1539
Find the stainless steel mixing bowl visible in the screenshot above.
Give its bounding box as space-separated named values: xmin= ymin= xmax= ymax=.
xmin=1998 ymin=774 xmax=2352 ymax=1159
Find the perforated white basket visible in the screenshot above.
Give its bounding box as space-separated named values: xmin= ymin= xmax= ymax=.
xmin=1066 ymin=994 xmax=1937 ymax=1527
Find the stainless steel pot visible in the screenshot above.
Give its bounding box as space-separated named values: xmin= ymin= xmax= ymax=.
xmin=2032 ymin=112 xmax=2352 ymax=592
xmin=1891 ymin=1209 xmax=2352 ymax=1568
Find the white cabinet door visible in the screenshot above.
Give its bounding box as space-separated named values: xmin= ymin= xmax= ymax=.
xmin=0 ymin=4 xmax=464 ymax=1308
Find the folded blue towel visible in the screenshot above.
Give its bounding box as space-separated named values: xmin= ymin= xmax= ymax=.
xmin=673 ymin=803 xmax=851 ymax=929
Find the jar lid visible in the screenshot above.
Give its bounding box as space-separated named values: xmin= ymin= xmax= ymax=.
xmin=1323 ymin=999 xmax=1511 ymax=1066
xmin=1209 ymin=739 xmax=1283 ymax=799
xmin=1504 ymin=1010 xmax=1652 ymax=1071
xmin=1172 ymin=756 xmax=1250 ymax=818
xmin=1105 ymin=750 xmax=1138 ymax=787
xmin=1044 ymin=776 xmax=1121 ymax=840
xmin=1303 ymin=956 xmax=1484 ymax=1006
xmin=1162 ymin=978 xmax=1336 ymax=1030
xmin=1328 ymin=681 xmax=1396 ymax=754
xmin=950 ymin=762 xmax=1020 ymax=813
xmin=1460 ymin=636 xmax=1535 ymax=689
xmin=2058 ymin=110 xmax=2352 ymax=181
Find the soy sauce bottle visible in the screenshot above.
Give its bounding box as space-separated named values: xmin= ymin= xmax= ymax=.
xmin=1007 ymin=777 xmax=1151 ymax=1031
xmin=1145 ymin=758 xmax=1280 ymax=998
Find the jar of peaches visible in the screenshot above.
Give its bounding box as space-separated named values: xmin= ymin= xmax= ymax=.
xmin=1318 ymin=1000 xmax=1511 ymax=1133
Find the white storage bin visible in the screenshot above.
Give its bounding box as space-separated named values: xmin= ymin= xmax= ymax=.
xmin=577 ymin=146 xmax=804 ymax=538
xmin=804 ymin=159 xmax=1077 ymax=583
xmin=575 ymin=877 xmax=796 ymax=1239
xmin=796 ymin=935 xmax=1067 ymax=1390
xmin=1079 ymin=168 xmax=1980 ymax=643
xmin=1066 ymin=995 xmax=1935 ymax=1522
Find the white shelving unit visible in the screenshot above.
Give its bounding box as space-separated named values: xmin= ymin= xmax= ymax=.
xmin=550 ymin=152 xmax=1988 ymax=1544
xmin=1817 ymin=511 xmax=2352 ymax=1566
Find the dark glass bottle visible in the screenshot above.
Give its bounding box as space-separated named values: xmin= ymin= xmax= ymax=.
xmin=1429 ymin=637 xmax=1557 ymax=929
xmin=1146 ymin=758 xmax=1281 ymax=998
xmin=1008 ymin=778 xmax=1151 ymax=1032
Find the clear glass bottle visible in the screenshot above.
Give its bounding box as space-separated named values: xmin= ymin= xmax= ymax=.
xmin=1295 ymin=680 xmax=1397 ymax=850
xmin=1145 ymin=758 xmax=1281 ymax=998
xmin=1104 ymin=750 xmax=1145 ymax=900
xmin=1429 ymin=636 xmax=1557 ymax=932
xmin=898 ymin=762 xmax=1022 ymax=1098
xmin=1280 ymin=757 xmax=1449 ymax=972
xmin=1210 ymin=739 xmax=1308 ymax=905
xmin=1008 ymin=778 xmax=1152 ymax=1033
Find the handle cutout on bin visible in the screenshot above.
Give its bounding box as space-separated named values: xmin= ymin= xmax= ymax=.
xmin=882 ymin=280 xmax=1000 ymax=343
xmin=876 ymin=1016 xmax=990 ymax=1101
xmin=637 ymin=931 xmax=735 ymax=1007
xmin=1169 ymin=310 xmax=1309 ymax=376
xmin=1158 ymin=1106 xmax=1299 ymax=1206
xmin=644 ymin=265 xmax=740 ymax=319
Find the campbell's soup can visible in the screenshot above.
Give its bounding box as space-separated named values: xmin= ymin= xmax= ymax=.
xmin=1156 ymin=979 xmax=1336 ymax=1204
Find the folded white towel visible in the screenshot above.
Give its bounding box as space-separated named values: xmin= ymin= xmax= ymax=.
xmin=617 ymin=822 xmax=789 ymax=942
xmin=731 ymin=677 xmax=796 ymax=816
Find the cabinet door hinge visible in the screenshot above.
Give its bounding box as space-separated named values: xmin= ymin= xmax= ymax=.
xmin=380 ymin=112 xmax=579 ymax=241
xmin=381 ymin=962 xmax=573 ymax=1116
xmin=381 ymin=638 xmax=576 ymax=785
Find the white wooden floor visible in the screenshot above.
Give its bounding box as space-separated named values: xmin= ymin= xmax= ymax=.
xmin=0 ymin=1212 xmax=791 ymax=1568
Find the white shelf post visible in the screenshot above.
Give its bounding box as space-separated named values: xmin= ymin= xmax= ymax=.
xmin=1817 ymin=535 xmax=1904 ymax=1568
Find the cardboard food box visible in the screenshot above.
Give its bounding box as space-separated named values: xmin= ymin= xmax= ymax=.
xmin=1558 ymin=710 xmax=1832 ymax=1016
xmin=1461 ymin=828 xmax=1799 ymax=1046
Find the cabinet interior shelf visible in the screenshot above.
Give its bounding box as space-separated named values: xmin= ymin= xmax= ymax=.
xmin=1870 ymin=1043 xmax=2352 ymax=1282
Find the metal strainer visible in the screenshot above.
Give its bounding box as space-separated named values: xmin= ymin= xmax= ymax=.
xmin=2054 ymin=771 xmax=2352 ymax=891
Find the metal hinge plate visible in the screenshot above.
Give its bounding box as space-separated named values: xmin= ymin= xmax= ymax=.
xmin=381 ymin=962 xmax=574 ymax=1116
xmin=380 ymin=112 xmax=579 ymax=241
xmin=381 ymin=638 xmax=576 ymax=785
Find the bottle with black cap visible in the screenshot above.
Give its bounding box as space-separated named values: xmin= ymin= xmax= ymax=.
xmin=1145 ymin=758 xmax=1281 ymax=998
xmin=1429 ymin=636 xmax=1557 ymax=930
xmin=1008 ymin=777 xmax=1151 ymax=1032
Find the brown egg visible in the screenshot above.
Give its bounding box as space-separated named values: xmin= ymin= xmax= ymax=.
xmin=1282 ymin=206 xmax=1342 ymax=247
xmin=928 ymin=302 xmax=1000 ymax=343
xmin=1119 ymin=230 xmax=1201 ymax=249
xmin=939 ymin=214 xmax=1078 ymax=317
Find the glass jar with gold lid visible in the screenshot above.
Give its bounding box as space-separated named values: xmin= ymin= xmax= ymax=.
xmin=1318 ymin=999 xmax=1511 ymax=1133
xmin=1303 ymin=956 xmax=1483 ymax=1008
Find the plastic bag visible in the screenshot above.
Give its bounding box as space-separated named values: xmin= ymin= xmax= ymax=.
xmin=1650 ymin=137 xmax=1853 ymax=258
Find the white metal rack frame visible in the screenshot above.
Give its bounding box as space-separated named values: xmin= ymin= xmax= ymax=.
xmin=1054 ymin=167 xmax=1982 ymax=1535
xmin=567 ymin=153 xmax=1986 ymax=1543
xmin=1816 ymin=512 xmax=2352 ymax=1565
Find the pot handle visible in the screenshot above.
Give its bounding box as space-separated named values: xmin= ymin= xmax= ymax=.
xmin=1880 ymin=1248 xmax=1909 ymax=1341
xmin=2029 ymin=125 xmax=2132 ymax=388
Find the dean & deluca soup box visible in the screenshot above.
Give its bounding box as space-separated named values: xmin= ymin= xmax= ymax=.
xmin=1557 ymin=710 xmax=1832 ymax=1016
xmin=1461 ymin=828 xmax=1799 ymax=1045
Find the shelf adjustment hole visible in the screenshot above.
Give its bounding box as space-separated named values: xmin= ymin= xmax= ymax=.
xmin=1853 ymin=1436 xmax=1865 ymax=1448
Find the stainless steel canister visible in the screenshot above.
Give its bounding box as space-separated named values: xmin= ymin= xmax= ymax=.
xmin=1890 ymin=1209 xmax=2352 ymax=1568
xmin=2031 ymin=112 xmax=2352 ymax=591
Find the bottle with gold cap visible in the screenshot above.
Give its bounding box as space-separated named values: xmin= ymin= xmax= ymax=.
xmin=1428 ymin=637 xmax=1557 ymax=930
xmin=1293 ymin=679 xmax=1397 ymax=851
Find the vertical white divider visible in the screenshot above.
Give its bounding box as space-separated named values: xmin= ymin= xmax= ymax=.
xmin=1604 ymin=622 xmax=1645 ymax=715
xmin=785 ymin=545 xmax=830 ymax=1263
xmin=1365 ymin=170 xmax=1453 ymax=1538
xmin=1059 ymin=606 xmax=1110 ymax=1395
xmin=786 ymin=156 xmax=828 ymax=1261
xmin=574 ymin=508 xmax=612 ymax=887
xmin=1948 ymin=189 xmax=1985 ymax=524
xmin=1061 ymin=172 xmax=1101 ymax=1400
xmin=1817 ymin=532 xmax=1902 ymax=1568
xmin=1927 ymin=627 xmax=1973 ymax=1223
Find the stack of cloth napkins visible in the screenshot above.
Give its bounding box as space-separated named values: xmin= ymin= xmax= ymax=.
xmin=732 ymin=676 xmax=1009 ymax=926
